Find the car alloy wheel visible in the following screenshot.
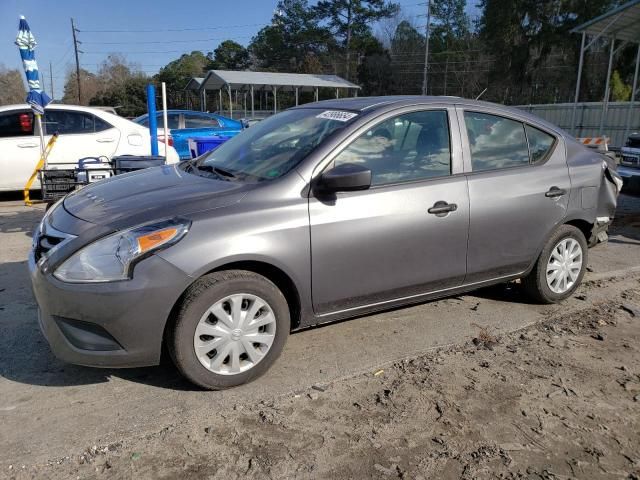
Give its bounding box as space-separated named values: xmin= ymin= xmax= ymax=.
xmin=193 ymin=293 xmax=277 ymax=375
xmin=545 ymin=237 xmax=583 ymax=294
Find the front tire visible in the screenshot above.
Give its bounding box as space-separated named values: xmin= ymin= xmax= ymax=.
xmin=522 ymin=225 xmax=588 ymax=304
xmin=168 ymin=270 xmax=290 ymax=390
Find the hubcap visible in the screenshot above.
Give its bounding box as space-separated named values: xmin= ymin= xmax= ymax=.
xmin=193 ymin=294 xmax=276 ymax=375
xmin=546 ymin=237 xmax=583 ymax=294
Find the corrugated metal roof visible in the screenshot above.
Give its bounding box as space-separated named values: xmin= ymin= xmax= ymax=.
xmin=184 ymin=77 xmax=204 ymax=90
xmin=571 ymin=0 xmax=640 ymax=44
xmin=194 ymin=70 xmax=360 ymax=92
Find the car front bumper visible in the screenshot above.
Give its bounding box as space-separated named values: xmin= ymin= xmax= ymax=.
xmin=617 ymin=165 xmax=640 ymax=191
xmin=29 ymin=250 xmax=193 ymax=368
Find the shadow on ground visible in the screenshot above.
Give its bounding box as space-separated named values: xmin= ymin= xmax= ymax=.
xmin=0 ymin=256 xmax=534 ymax=392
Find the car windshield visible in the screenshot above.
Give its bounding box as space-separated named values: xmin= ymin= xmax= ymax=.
xmin=189 ymin=108 xmax=358 ymax=181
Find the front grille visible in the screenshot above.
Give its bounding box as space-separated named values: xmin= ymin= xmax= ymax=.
xmin=33 ymin=220 xmax=76 ymax=262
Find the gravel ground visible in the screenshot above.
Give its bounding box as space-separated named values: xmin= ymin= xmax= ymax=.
xmin=1 ymin=193 xmax=640 ymax=479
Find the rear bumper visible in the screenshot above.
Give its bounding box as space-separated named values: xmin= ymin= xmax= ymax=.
xmin=29 ymin=251 xmax=193 ymax=368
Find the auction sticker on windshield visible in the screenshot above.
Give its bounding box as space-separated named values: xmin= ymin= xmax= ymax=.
xmin=316 ymin=110 xmax=358 ymax=122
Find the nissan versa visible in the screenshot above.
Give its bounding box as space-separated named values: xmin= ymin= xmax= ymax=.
xmin=29 ymin=96 xmax=622 ymax=390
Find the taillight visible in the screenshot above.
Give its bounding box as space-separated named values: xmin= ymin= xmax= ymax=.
xmin=158 ymin=135 xmax=174 ymax=147
xmin=19 ymin=113 xmax=32 ymax=133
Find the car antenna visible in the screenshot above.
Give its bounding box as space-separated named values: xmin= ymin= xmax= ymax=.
xmin=475 ymin=88 xmax=487 ymax=101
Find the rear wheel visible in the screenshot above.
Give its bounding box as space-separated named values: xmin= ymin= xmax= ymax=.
xmin=168 ymin=270 xmax=290 ymax=390
xmin=522 ymin=225 xmax=588 ymax=304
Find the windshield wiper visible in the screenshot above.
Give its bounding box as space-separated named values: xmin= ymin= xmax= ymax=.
xmin=195 ymin=164 xmax=237 ymax=180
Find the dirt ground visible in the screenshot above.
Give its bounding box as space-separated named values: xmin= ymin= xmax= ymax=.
xmin=1 ymin=194 xmax=640 ymax=479
xmin=6 ymin=278 xmax=640 ymax=480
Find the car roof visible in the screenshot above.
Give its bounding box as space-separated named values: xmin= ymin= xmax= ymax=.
xmin=0 ymin=103 xmax=115 ymax=114
xmin=293 ymin=95 xmax=569 ymax=137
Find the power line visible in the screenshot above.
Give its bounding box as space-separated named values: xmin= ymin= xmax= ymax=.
xmin=82 ymin=50 xmax=193 ymax=54
xmin=78 ymin=23 xmax=264 ymax=33
xmin=81 ymin=35 xmax=254 ymax=45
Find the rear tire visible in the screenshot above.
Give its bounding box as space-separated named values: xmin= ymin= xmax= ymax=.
xmin=168 ymin=270 xmax=290 ymax=390
xmin=522 ymin=225 xmax=588 ymax=304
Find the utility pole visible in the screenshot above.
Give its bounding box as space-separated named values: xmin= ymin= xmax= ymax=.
xmin=71 ymin=18 xmax=82 ymax=104
xmin=421 ymin=0 xmax=432 ymax=96
xmin=49 ymin=61 xmax=54 ymax=100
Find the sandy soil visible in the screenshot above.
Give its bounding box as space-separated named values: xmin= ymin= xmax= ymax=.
xmin=2 ymin=194 xmax=640 ymax=479
xmin=5 ymin=279 xmax=639 ymax=479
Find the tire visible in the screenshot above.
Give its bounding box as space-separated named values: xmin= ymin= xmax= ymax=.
xmin=522 ymin=225 xmax=588 ymax=304
xmin=168 ymin=270 xmax=290 ymax=390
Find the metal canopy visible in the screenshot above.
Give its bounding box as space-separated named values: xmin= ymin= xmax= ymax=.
xmin=570 ymin=0 xmax=640 ymax=139
xmin=185 ymin=70 xmax=360 ymax=118
xmin=184 ymin=77 xmax=204 ymax=91
xmin=195 ymin=70 xmax=360 ymax=93
xmin=570 ymin=0 xmax=640 ymax=44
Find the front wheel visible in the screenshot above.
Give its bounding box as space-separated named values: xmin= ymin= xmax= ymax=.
xmin=522 ymin=225 xmax=588 ymax=304
xmin=168 ymin=270 xmax=290 ymax=390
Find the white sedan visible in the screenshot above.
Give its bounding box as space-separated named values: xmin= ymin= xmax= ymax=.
xmin=0 ymin=103 xmax=179 ymax=192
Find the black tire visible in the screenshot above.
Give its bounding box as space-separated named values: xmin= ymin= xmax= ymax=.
xmin=522 ymin=225 xmax=588 ymax=304
xmin=168 ymin=270 xmax=290 ymax=390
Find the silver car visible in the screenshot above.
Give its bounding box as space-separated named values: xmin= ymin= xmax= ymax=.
xmin=29 ymin=96 xmax=621 ymax=389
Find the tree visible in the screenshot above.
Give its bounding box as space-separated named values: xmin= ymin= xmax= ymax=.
xmin=155 ymin=51 xmax=211 ymax=107
xmin=61 ymin=68 xmax=101 ymax=105
xmin=88 ymin=56 xmax=149 ymax=116
xmin=0 ymin=65 xmax=27 ymax=106
xmin=209 ymin=40 xmax=250 ymax=70
xmin=389 ymin=21 xmax=424 ymax=94
xmin=611 ymin=70 xmax=631 ymax=102
xmin=90 ymin=76 xmax=149 ymax=117
xmin=477 ymin=0 xmax=619 ymax=103
xmin=249 ymin=0 xmax=331 ymax=72
xmin=314 ymin=0 xmax=399 ymax=80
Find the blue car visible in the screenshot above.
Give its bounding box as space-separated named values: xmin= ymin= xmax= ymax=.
xmin=134 ymin=110 xmax=243 ymax=160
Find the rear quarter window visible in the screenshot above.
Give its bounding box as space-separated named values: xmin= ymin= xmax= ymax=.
xmin=0 ymin=110 xmax=34 ymax=137
xmin=525 ymin=124 xmax=556 ymax=163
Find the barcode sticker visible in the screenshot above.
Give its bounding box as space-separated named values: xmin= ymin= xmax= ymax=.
xmin=316 ymin=110 xmax=358 ymax=122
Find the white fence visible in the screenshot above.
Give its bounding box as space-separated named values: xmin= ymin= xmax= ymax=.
xmin=516 ymin=101 xmax=640 ymax=148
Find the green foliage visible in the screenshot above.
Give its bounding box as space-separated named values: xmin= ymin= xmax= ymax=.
xmin=154 ymin=51 xmax=212 ymax=106
xmin=314 ymin=0 xmax=399 ymax=47
xmin=314 ymin=0 xmax=399 ymax=79
xmin=90 ymin=76 xmax=149 ymax=117
xmin=431 ymin=0 xmax=469 ymax=45
xmin=249 ymin=0 xmax=332 ymax=72
xmin=209 ymin=40 xmax=250 ymax=70
xmin=611 ymin=70 xmax=631 ymax=102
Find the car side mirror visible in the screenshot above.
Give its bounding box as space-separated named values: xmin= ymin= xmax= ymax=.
xmin=315 ymin=163 xmax=372 ymax=193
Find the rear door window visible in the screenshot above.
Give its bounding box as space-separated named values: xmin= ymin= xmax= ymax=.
xmin=525 ymin=124 xmax=556 ymax=163
xmin=44 ymin=110 xmax=112 ymax=135
xmin=464 ymin=111 xmax=529 ymax=172
xmin=184 ymin=114 xmax=220 ymax=129
xmin=0 ymin=110 xmax=35 ymax=137
xmin=155 ymin=113 xmax=180 ymax=129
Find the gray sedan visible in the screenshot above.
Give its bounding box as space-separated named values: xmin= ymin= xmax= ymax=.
xmin=29 ymin=96 xmax=621 ymax=389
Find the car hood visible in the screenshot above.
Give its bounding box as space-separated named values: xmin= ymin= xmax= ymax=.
xmin=63 ymin=164 xmax=249 ymax=228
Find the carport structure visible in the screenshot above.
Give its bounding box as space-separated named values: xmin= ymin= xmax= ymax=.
xmin=186 ymin=70 xmax=360 ymax=119
xmin=570 ymin=0 xmax=640 ymax=139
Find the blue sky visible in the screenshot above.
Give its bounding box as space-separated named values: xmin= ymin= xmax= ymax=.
xmin=1 ymin=0 xmax=466 ymax=100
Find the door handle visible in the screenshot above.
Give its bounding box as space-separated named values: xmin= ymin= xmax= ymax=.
xmin=18 ymin=142 xmax=38 ymax=148
xmin=428 ymin=201 xmax=458 ymax=216
xmin=96 ymin=137 xmax=115 ymax=143
xmin=545 ymin=186 xmax=567 ymax=198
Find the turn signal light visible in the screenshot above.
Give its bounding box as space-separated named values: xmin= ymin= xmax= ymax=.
xmin=136 ymin=227 xmax=179 ymax=253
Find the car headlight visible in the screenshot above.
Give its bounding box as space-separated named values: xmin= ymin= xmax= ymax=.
xmin=53 ymin=218 xmax=190 ymax=283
